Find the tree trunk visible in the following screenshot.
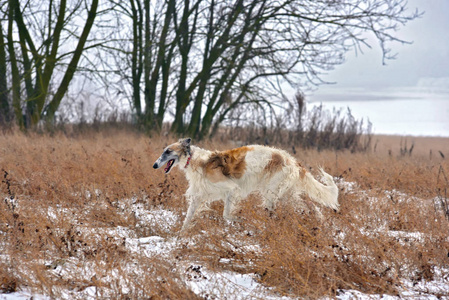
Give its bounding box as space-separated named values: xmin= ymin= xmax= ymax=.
xmin=17 ymin=25 xmax=35 ymax=126
xmin=171 ymin=0 xmax=193 ymax=134
xmin=7 ymin=0 xmax=23 ymax=129
xmin=45 ymin=0 xmax=99 ymax=123
xmin=131 ymin=0 xmax=143 ymax=119
xmin=157 ymin=44 xmax=175 ymax=129
xmin=0 ymin=22 xmax=11 ymax=126
xmin=143 ymin=0 xmax=151 ymax=123
xmin=144 ymin=0 xmax=175 ymax=130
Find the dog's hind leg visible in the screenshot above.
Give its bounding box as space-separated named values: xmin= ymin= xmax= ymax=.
xmin=181 ymin=196 xmax=202 ymax=231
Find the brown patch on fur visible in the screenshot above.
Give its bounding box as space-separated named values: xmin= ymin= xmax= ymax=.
xmin=203 ymin=154 xmax=228 ymax=182
xmin=203 ymin=146 xmax=252 ymax=182
xmin=264 ymin=152 xmax=284 ymax=175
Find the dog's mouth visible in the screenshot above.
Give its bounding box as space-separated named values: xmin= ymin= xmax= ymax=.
xmin=164 ymin=159 xmax=175 ymax=173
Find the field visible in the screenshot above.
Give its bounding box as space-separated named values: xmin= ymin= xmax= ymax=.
xmin=1 ymin=128 xmax=449 ymax=299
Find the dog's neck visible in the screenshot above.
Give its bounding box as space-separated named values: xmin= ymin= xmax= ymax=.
xmin=179 ymin=145 xmax=210 ymax=175
xmin=184 ymin=154 xmax=192 ymax=168
xmin=181 ymin=146 xmax=197 ymax=170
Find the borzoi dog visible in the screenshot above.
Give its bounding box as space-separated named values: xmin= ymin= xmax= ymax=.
xmin=153 ymin=138 xmax=339 ymax=230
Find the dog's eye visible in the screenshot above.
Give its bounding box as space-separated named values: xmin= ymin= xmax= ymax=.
xmin=164 ymin=149 xmax=171 ymax=154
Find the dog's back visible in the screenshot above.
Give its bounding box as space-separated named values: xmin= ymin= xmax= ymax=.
xmin=196 ymin=145 xmax=338 ymax=210
xmin=229 ymin=145 xmax=312 ymax=206
xmin=243 ymin=145 xmax=339 ymax=210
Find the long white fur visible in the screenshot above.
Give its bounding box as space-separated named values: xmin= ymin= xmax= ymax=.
xmin=172 ymin=144 xmax=339 ymax=230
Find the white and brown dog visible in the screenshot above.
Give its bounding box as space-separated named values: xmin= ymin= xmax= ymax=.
xmin=153 ymin=138 xmax=339 ymax=230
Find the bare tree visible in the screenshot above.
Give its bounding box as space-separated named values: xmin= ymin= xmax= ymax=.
xmin=2 ymin=0 xmax=100 ymax=129
xmin=97 ymin=0 xmax=179 ymax=130
xmin=93 ymin=0 xmax=419 ymax=138
xmin=199 ymin=0 xmax=421 ymax=139
xmin=193 ymin=0 xmax=419 ymax=138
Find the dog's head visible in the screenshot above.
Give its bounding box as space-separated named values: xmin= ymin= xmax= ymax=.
xmin=153 ymin=138 xmax=191 ymax=174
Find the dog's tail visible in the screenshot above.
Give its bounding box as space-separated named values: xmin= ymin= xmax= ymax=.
xmin=302 ymin=168 xmax=339 ymax=210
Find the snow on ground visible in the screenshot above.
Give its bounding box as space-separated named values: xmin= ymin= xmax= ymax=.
xmin=336 ymin=271 xmax=449 ymax=300
xmin=185 ymin=265 xmax=293 ymax=300
xmin=0 ymin=291 xmax=49 ymax=300
xmin=2 ymin=179 xmax=449 ymax=299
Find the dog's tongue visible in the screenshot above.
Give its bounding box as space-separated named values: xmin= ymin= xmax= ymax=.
xmin=164 ymin=160 xmax=173 ymax=172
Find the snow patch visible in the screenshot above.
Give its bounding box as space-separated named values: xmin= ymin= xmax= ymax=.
xmin=184 ymin=265 xmax=290 ymax=299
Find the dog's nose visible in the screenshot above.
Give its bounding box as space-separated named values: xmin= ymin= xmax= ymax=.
xmin=153 ymin=162 xmax=158 ymax=169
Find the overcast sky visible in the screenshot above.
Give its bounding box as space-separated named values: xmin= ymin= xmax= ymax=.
xmin=304 ymin=0 xmax=449 ymax=136
xmin=308 ymin=0 xmax=449 ymax=101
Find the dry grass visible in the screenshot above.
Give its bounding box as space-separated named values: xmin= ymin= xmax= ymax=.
xmin=1 ymin=128 xmax=449 ymax=298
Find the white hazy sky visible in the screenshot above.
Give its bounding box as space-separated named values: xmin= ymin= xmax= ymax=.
xmin=307 ymin=0 xmax=449 ymax=136
xmin=309 ymin=0 xmax=449 ymax=98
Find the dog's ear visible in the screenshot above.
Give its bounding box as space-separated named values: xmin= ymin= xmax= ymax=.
xmin=181 ymin=138 xmax=191 ymax=147
xmin=180 ymin=137 xmax=191 ymax=155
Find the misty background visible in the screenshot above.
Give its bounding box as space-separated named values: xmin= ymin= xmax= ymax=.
xmin=308 ymin=0 xmax=449 ymax=137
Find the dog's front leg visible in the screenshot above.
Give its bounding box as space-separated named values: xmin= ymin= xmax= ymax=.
xmin=181 ymin=196 xmax=201 ymax=231
xmin=223 ymin=194 xmax=239 ymax=222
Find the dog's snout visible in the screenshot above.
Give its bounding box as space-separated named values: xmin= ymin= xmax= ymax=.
xmin=153 ymin=162 xmax=158 ymax=169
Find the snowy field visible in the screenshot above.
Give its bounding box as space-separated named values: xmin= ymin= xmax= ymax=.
xmin=2 ymin=178 xmax=448 ymax=300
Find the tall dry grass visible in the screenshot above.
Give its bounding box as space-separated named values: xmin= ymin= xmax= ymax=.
xmin=1 ymin=128 xmax=449 ymax=298
xmin=0 ymin=130 xmax=196 ymax=298
xmin=220 ymin=92 xmax=372 ymax=153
